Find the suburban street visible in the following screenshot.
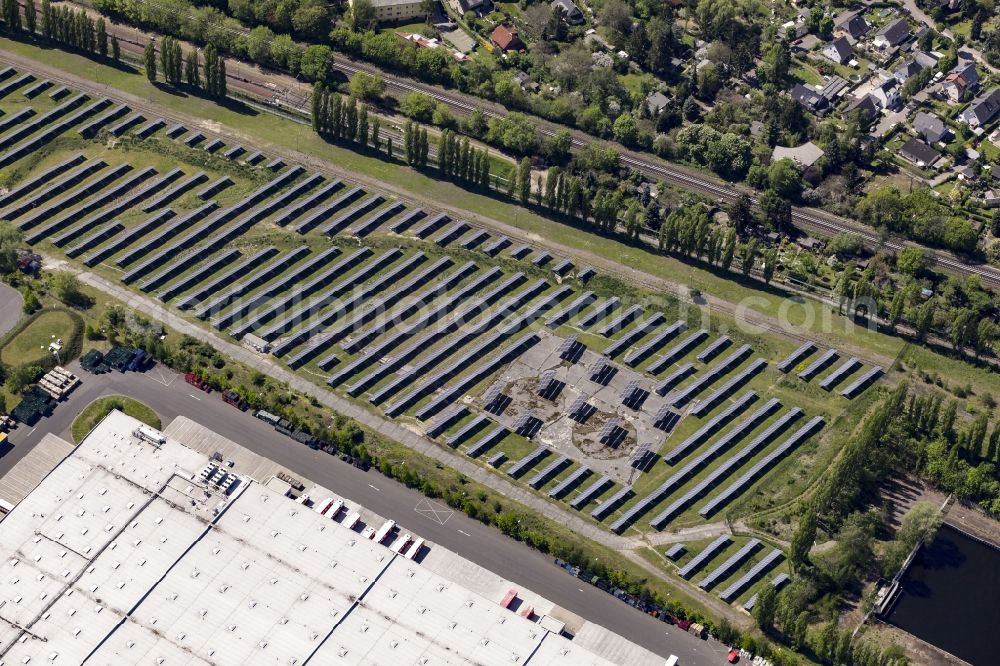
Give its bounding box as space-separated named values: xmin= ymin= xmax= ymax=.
xmin=0 ymin=283 xmax=22 ymax=337
xmin=0 ymin=361 xmax=733 ymax=666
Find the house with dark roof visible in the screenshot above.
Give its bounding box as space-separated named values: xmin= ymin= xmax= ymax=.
xmin=822 ymin=37 xmax=853 ymax=65
xmin=900 ymin=138 xmax=942 ymax=168
xmin=843 ymin=94 xmax=878 ymax=123
xmin=913 ymin=111 xmax=951 ymax=144
xmin=790 ymin=84 xmax=827 ymax=114
xmin=491 ymin=25 xmax=525 ymax=52
xmin=645 ymin=91 xmax=670 ymax=116
xmin=835 ymin=12 xmax=871 ymax=43
xmin=893 ymin=58 xmax=924 ymax=84
xmin=874 ymin=18 xmax=910 ymax=49
xmin=943 ymin=63 xmax=979 ymax=102
xmin=550 ymin=0 xmax=584 ymax=24
xmin=961 ymin=89 xmax=1000 ymax=128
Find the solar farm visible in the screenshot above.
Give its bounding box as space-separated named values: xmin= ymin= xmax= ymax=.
xmin=0 ymin=67 xmax=886 ymax=607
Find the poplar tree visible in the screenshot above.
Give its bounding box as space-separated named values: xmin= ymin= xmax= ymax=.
xmin=185 ymin=49 xmax=200 ymax=87
xmin=96 ymin=17 xmax=106 ymax=57
xmin=144 ymin=39 xmax=157 ymax=82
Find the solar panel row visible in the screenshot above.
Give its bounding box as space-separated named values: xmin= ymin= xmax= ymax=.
xmin=175 ymin=247 xmax=279 ymax=310
xmin=777 ymin=341 xmax=817 ymax=373
xmin=569 ymin=475 xmax=613 ymax=510
xmin=798 ymin=348 xmax=838 ymax=380
xmin=648 ymin=399 xmax=783 ymax=530
xmin=0 ymin=95 xmax=109 ymax=168
xmin=18 ymin=162 xmax=132 ymax=231
xmin=697 ymin=335 xmax=732 ymax=363
xmin=465 ymin=424 xmax=508 ymax=458
xmin=0 ymin=152 xmax=86 ymax=210
xmin=294 ymin=185 xmax=362 ymax=233
xmin=624 ymin=320 xmax=686 ymax=366
xmin=698 ymin=415 xmax=824 ymax=518
xmin=444 ymin=414 xmax=489 ymax=448
xmin=83 ymin=208 xmax=175 ymax=267
xmin=77 ymin=103 xmax=129 ymax=138
xmin=578 ymin=297 xmax=621 ymax=329
xmin=351 ymin=200 xmax=404 ymax=237
xmin=270 ymin=179 xmax=341 ymax=227
xmin=507 ymin=446 xmax=549 ymax=478
xmin=646 ymin=329 xmax=710 ymax=376
xmin=528 ymin=455 xmax=571 ymax=489
xmin=718 ymin=548 xmax=783 ymax=602
xmin=691 ymin=358 xmax=768 ymax=417
xmin=841 ymin=366 xmax=883 ymax=398
xmin=388 ymin=207 xmax=424 ymax=233
xmin=411 ymin=211 xmax=450 ymax=239
xmin=664 ymin=390 xmax=757 ymax=464
xmin=677 ymin=535 xmax=731 ymax=579
xmin=698 ymin=539 xmax=762 ymax=590
xmin=597 ymin=304 xmax=644 ymax=337
xmin=210 ymin=246 xmax=335 ymax=328
xmin=603 ymin=313 xmax=666 ymax=358
xmin=425 ymin=405 xmax=468 ymax=439
xmin=743 ymin=573 xmax=790 ymax=611
xmin=155 ymin=248 xmax=243 ymax=302
xmin=548 ymin=466 xmax=591 ymax=498
xmin=590 ymin=485 xmax=633 ymax=520
xmin=654 ymin=362 xmax=696 ymax=396
xmin=819 ymin=357 xmax=861 ymax=390
xmin=196 ymin=245 xmax=312 ymax=321
xmin=668 ymin=344 xmax=753 ymax=408
xmin=64 ymin=220 xmax=124 ymax=259
xmin=545 ymin=291 xmax=596 ymax=328
xmin=49 ymin=167 xmax=183 ymax=247
xmin=319 ymin=193 xmax=384 ymax=235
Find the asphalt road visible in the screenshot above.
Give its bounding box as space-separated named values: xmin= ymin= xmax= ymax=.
xmin=0 ymin=362 xmax=733 ymax=666
xmin=0 ymin=283 xmax=23 ymax=338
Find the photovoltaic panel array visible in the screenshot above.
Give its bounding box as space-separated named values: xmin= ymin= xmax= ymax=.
xmin=841 ymin=366 xmax=883 ymax=398
xmin=698 ymin=539 xmax=762 ymax=590
xmin=777 ymin=341 xmax=816 ymax=372
xmin=698 ymin=415 xmax=824 ymax=517
xmin=719 ymin=548 xmax=783 ymax=601
xmin=548 ymin=466 xmax=591 ymax=498
xmin=677 ymin=535 xmax=731 ymax=579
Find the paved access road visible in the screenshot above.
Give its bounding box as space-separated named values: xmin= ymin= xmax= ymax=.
xmin=0 ymin=363 xmax=733 ymax=666
xmin=0 ymin=283 xmax=23 ymax=338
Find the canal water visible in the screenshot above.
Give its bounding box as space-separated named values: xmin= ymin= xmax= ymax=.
xmin=886 ymin=523 xmax=999 ymax=665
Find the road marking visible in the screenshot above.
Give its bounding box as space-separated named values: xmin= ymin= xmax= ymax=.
xmin=457 ymin=529 xmax=471 ymax=537
xmin=26 ymin=428 xmax=36 ymax=437
xmin=414 ymin=498 xmax=453 ymax=525
xmin=578 ymin=588 xmax=584 ymax=592
xmin=367 ymin=484 xmax=380 ymax=492
xmin=188 ymin=394 xmax=201 ymax=401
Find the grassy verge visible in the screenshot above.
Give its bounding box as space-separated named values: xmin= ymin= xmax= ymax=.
xmin=71 ymin=395 xmax=161 ymax=442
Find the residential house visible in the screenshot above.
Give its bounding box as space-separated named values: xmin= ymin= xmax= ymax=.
xmin=913 ymin=111 xmax=951 ymax=144
xmin=491 ymin=25 xmax=525 ymax=52
xmin=843 ymin=94 xmax=879 ymax=123
xmin=835 ymin=12 xmax=871 ymax=43
xmin=874 ymin=18 xmax=910 ymax=49
xmin=351 ymin=0 xmax=425 ymax=23
xmin=871 ymin=78 xmax=901 ymax=109
xmin=942 ymin=62 xmax=979 ymax=102
xmin=790 ymin=84 xmax=828 ymax=114
xmin=900 ymin=137 xmax=942 ymax=168
xmin=396 ymin=32 xmax=470 ymax=62
xmin=550 ymin=0 xmax=584 ymax=24
xmin=513 ymin=71 xmax=540 ymax=93
xmin=893 ymin=58 xmax=924 ymax=84
xmin=789 ymin=76 xmax=848 ymax=115
xmin=645 ymin=91 xmax=670 ymax=116
xmin=822 ymin=37 xmax=853 ymax=65
xmin=772 ymin=142 xmax=826 ymax=168
xmin=961 ymin=89 xmax=1000 ymax=128
xmin=913 ymin=50 xmax=939 ymax=69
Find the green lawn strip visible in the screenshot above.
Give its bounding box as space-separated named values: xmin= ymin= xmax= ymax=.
xmin=71 ymin=395 xmax=161 ymax=443
xmin=0 ymin=310 xmax=78 ymax=366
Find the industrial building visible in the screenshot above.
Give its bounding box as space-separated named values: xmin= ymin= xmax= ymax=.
xmin=0 ymin=411 xmax=666 ymax=665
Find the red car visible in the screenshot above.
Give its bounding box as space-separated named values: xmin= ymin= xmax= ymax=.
xmin=727 ymin=650 xmax=740 ymax=663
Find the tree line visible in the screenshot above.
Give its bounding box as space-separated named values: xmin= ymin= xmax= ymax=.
xmin=143 ymin=38 xmax=226 ymax=100
xmin=2 ymin=0 xmax=121 ymax=63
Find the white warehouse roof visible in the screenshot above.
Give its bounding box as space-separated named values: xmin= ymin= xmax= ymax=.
xmin=0 ymin=411 xmax=662 ymax=666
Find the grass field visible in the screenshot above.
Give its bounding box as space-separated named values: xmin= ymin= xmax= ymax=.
xmin=0 ymin=310 xmax=77 ymax=366
xmin=71 ymin=395 xmax=161 ymax=443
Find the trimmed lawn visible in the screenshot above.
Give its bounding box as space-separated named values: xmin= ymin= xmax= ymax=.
xmin=0 ymin=310 xmax=77 ymax=366
xmin=71 ymin=395 xmax=161 ymax=443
